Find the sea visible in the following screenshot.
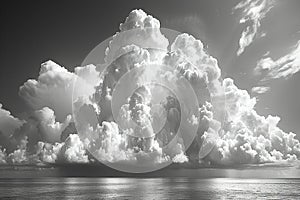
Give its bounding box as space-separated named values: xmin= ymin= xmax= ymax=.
xmin=0 ymin=177 xmax=300 ymax=199
xmin=0 ymin=165 xmax=300 ymax=199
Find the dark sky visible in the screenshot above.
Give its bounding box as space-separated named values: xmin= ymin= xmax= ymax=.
xmin=0 ymin=0 xmax=299 ymax=137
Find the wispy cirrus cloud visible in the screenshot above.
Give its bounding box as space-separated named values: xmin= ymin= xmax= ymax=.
xmin=254 ymin=40 xmax=300 ymax=81
xmin=234 ymin=0 xmax=275 ymax=56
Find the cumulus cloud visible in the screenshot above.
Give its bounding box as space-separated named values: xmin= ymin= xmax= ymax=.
xmin=4 ymin=10 xmax=213 ymax=168
xmin=105 ymin=9 xmax=169 ymax=64
xmin=170 ymin=33 xmax=221 ymax=82
xmin=0 ymin=95 xmax=90 ymax=165
xmin=37 ymin=141 xmax=63 ymax=163
xmin=61 ymin=134 xmax=89 ymax=163
xmin=254 ymin=40 xmax=300 ymax=80
xmin=38 ymin=134 xmax=88 ymax=163
xmin=0 ymin=104 xmax=24 ymax=152
xmin=7 ymin=137 xmax=28 ymax=164
xmin=0 ymin=104 xmax=24 ymax=136
xmin=72 ymin=14 xmax=217 ymax=170
xmin=19 ymin=60 xmax=99 ymax=122
xmin=88 ymin=121 xmax=171 ymax=166
xmin=234 ymin=0 xmax=275 ymax=55
xmin=172 ymin=152 xmax=189 ymax=163
xmin=120 ymin=9 xmax=160 ymax=31
xmin=19 ymin=60 xmax=75 ymax=121
xmin=0 ymin=104 xmax=87 ymax=164
xmin=251 ymin=86 xmax=270 ymax=94
xmin=205 ymin=78 xmax=300 ymax=165
xmin=74 ymin=83 xmax=188 ymax=169
xmin=1 ymin=9 xmax=299 ymax=169
xmin=34 ymin=107 xmax=72 ymax=143
xmin=0 ymin=149 xmax=7 ymax=164
xmin=166 ymin=33 xmax=222 ymax=97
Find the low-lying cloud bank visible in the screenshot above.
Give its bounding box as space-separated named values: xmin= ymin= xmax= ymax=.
xmin=0 ymin=9 xmax=299 ymax=168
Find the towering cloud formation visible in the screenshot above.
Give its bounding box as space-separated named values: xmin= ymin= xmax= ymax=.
xmin=0 ymin=9 xmax=299 ymax=169
xmin=254 ymin=40 xmax=300 ymax=81
xmin=234 ymin=0 xmax=275 ymax=55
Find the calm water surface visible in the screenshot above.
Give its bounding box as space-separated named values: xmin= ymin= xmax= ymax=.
xmin=0 ymin=178 xmax=299 ymax=199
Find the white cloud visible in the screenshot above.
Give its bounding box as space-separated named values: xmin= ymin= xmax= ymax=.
xmin=1 ymin=9 xmax=299 ymax=169
xmin=7 ymin=138 xmax=28 ymax=164
xmin=19 ymin=61 xmax=99 ymax=122
xmin=171 ymin=33 xmax=221 ymax=83
xmin=34 ymin=107 xmax=72 ymax=143
xmin=88 ymin=32 xmax=220 ymax=168
xmin=38 ymin=134 xmax=88 ymax=164
xmin=37 ymin=141 xmax=63 ymax=163
xmin=234 ymin=0 xmax=275 ymax=55
xmin=19 ymin=60 xmax=75 ymax=121
xmin=169 ymin=33 xmax=223 ymax=96
xmin=74 ymin=64 xmax=101 ymax=87
xmin=205 ymin=78 xmax=300 ymax=165
xmin=120 ymin=9 xmax=160 ymax=31
xmin=0 ymin=104 xmax=24 ymax=138
xmin=254 ymin=40 xmax=300 ymax=80
xmin=251 ymin=86 xmax=270 ymax=94
xmin=198 ymin=102 xmax=221 ymax=160
xmin=80 ymin=119 xmax=172 ymax=166
xmin=0 ymin=104 xmax=89 ymax=165
xmin=105 ymin=9 xmax=169 ymax=64
xmin=172 ymin=152 xmax=188 ymax=163
xmin=0 ymin=104 xmax=24 ymax=151
xmin=0 ymin=149 xmax=7 ymax=164
xmin=61 ymin=134 xmax=89 ymax=163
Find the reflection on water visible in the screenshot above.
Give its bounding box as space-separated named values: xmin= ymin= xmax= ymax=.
xmin=0 ymin=177 xmax=299 ymax=199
